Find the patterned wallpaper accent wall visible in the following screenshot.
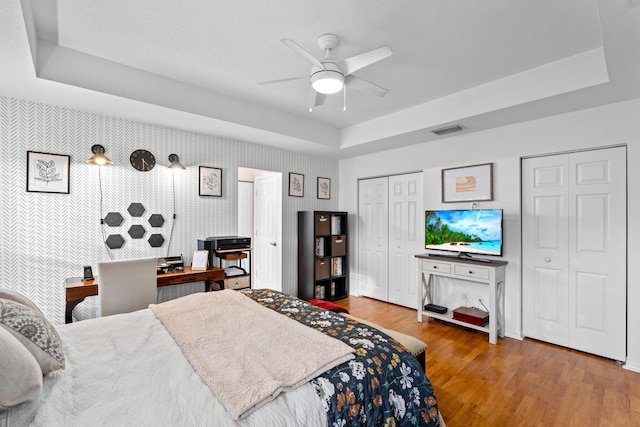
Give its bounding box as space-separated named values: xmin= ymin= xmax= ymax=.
xmin=0 ymin=96 xmax=338 ymax=324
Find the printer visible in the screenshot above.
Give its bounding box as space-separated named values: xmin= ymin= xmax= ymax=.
xmin=197 ymin=236 xmax=251 ymax=269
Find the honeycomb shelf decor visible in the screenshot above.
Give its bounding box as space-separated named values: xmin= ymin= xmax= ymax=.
xmin=104 ymin=212 xmax=124 ymax=227
xmin=128 ymin=225 xmax=146 ymax=239
xmin=148 ymin=234 xmax=164 ymax=247
xmin=105 ymin=234 xmax=125 ymax=249
xmin=127 ymin=203 xmax=145 ymax=217
xmin=148 ymin=214 xmax=165 ymax=227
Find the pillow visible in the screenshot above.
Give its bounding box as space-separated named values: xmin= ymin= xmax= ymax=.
xmin=0 ymin=325 xmax=42 ymax=407
xmin=307 ymin=299 xmax=349 ymax=314
xmin=0 ymin=289 xmax=43 ymax=316
xmin=0 ymin=299 xmax=65 ymax=374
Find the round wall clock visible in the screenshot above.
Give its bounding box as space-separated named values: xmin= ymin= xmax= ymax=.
xmin=130 ymin=149 xmax=156 ymax=172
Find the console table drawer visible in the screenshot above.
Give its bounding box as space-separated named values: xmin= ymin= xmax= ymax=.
xmin=422 ymin=261 xmax=452 ymax=274
xmin=453 ymin=264 xmax=490 ymax=280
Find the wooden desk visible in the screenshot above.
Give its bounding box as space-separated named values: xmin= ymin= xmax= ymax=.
xmin=65 ymin=266 xmax=224 ymax=324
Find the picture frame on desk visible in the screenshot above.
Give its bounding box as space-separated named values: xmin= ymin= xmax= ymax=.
xmin=192 ymin=250 xmax=209 ymax=270
xmin=26 ymin=151 xmax=70 ymax=194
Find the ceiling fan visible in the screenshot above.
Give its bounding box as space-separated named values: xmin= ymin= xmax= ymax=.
xmin=260 ymin=34 xmax=393 ymax=111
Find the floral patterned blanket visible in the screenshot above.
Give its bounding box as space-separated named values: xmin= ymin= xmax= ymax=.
xmin=242 ymin=289 xmax=440 ymax=427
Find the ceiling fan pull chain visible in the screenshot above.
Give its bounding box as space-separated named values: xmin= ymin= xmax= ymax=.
xmin=343 ymin=86 xmax=347 ymax=112
xmin=309 ymin=83 xmax=313 ymax=112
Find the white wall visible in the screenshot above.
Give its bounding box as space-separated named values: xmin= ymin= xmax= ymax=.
xmin=338 ymin=97 xmax=640 ymax=371
xmin=0 ymin=96 xmax=339 ymax=324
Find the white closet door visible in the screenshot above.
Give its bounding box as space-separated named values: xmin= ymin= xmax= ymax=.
xmin=388 ymin=172 xmax=423 ymax=308
xmin=522 ymin=155 xmax=570 ymax=346
xmin=522 ymin=147 xmax=626 ymax=361
xmin=358 ymin=177 xmax=389 ymax=301
xmin=567 ymin=148 xmax=626 ymax=359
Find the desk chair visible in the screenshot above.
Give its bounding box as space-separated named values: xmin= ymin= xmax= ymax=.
xmin=97 ymin=257 xmax=157 ymax=317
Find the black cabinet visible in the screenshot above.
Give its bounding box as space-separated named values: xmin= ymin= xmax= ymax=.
xmin=298 ymin=211 xmax=348 ymax=301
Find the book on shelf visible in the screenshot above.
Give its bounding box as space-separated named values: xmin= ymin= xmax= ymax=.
xmin=314 ymin=285 xmax=325 ymax=299
xmin=331 ymin=215 xmax=342 ymax=235
xmin=330 ymin=281 xmax=336 ymax=298
xmin=315 ymin=237 xmax=325 ymax=257
xmin=331 ymin=257 xmax=343 ymax=276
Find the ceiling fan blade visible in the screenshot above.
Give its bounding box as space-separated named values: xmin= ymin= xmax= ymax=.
xmin=281 ymin=39 xmax=325 ymax=70
xmin=259 ymin=76 xmax=308 ymax=86
xmin=314 ymin=92 xmax=327 ymax=107
xmin=345 ymin=75 xmax=389 ymax=97
xmin=340 ymin=45 xmax=393 ymax=76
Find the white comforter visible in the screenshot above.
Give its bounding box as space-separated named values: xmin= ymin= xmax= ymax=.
xmin=32 ymin=309 xmax=327 ymax=427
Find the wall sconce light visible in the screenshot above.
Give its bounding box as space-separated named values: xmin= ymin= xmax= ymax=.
xmin=167 ymin=154 xmax=186 ymax=170
xmin=86 ymin=144 xmax=114 ymax=259
xmin=166 ymin=154 xmax=185 ymax=256
xmin=85 ymin=144 xmax=114 ymax=166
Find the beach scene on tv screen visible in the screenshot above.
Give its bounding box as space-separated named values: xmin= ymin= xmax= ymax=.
xmin=425 ymin=210 xmax=502 ymax=256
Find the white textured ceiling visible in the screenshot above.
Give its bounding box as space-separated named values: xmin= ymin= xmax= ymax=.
xmin=1 ymin=0 xmax=639 ymax=159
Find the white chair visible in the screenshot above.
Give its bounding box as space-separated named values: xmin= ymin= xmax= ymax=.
xmin=97 ymin=257 xmax=157 ymax=317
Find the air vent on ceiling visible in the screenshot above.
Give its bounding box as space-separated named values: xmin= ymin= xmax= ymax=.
xmin=432 ymin=124 xmax=464 ymax=136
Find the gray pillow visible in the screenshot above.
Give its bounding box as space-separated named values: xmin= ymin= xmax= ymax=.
xmin=0 ymin=390 xmax=42 ymax=427
xmin=0 ymin=289 xmax=43 ymax=316
xmin=0 ymin=299 xmax=65 ymax=375
xmin=0 ymin=325 xmax=42 ymax=407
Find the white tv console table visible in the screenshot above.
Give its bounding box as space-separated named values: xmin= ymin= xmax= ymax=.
xmin=415 ymin=254 xmax=507 ymax=344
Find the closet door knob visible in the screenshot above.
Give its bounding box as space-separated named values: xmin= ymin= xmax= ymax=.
xmin=545 ymin=257 xmax=551 ymax=262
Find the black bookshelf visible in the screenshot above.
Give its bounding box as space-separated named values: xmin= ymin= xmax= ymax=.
xmin=297 ymin=211 xmax=349 ymax=301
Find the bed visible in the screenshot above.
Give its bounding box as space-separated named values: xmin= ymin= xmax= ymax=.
xmin=0 ymin=288 xmax=442 ymax=427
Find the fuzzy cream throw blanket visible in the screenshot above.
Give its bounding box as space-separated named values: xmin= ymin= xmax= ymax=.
xmin=149 ymin=290 xmax=354 ymax=420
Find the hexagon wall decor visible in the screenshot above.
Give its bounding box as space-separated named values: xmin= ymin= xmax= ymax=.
xmin=105 ymin=234 xmax=125 ymax=249
xmin=104 ymin=212 xmax=124 ymax=227
xmin=148 ymin=214 xmax=165 ymax=227
xmin=128 ymin=224 xmax=146 ymax=239
xmin=128 ymin=203 xmax=145 ymax=217
xmin=148 ymin=234 xmax=164 ymax=247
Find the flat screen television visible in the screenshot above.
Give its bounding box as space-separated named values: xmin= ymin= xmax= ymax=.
xmin=425 ymin=209 xmax=503 ymax=257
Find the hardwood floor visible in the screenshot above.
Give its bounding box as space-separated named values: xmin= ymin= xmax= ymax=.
xmin=334 ymin=296 xmax=640 ymax=426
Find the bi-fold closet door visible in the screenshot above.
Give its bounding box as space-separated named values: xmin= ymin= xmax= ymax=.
xmin=522 ymin=147 xmax=626 ymax=361
xmin=358 ymin=172 xmax=423 ymax=308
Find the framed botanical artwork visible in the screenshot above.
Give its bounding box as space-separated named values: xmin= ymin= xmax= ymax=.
xmin=199 ymin=166 xmax=222 ymax=197
xmin=26 ymin=151 xmax=70 ymax=194
xmin=442 ymin=162 xmax=493 ymax=203
xmin=289 ymin=172 xmax=304 ymax=197
xmin=317 ymin=177 xmax=331 ymax=199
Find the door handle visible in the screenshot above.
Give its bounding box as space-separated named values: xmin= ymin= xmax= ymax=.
xmin=270 ymin=242 xmax=277 ymax=247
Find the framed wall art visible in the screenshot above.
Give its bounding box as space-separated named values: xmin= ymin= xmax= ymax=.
xmin=289 ymin=172 xmax=304 ymax=197
xmin=26 ymin=151 xmax=70 ymax=194
xmin=199 ymin=166 xmax=222 ymax=197
xmin=317 ymin=177 xmax=331 ymax=199
xmin=442 ymin=162 xmax=493 ymax=203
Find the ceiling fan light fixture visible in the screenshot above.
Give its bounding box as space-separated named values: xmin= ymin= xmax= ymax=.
xmin=311 ymin=70 xmax=344 ymax=94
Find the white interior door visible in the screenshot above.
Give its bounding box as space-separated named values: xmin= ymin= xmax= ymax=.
xmin=522 ymin=147 xmax=626 ymax=361
xmin=237 ymin=181 xmax=253 ymax=239
xmin=388 ymin=172 xmax=423 ymax=308
xmin=254 ymin=173 xmax=282 ymax=291
xmin=358 ymin=177 xmax=389 ymax=301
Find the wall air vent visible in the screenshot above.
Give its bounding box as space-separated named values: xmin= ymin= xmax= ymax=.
xmin=432 ymin=124 xmax=464 ymax=136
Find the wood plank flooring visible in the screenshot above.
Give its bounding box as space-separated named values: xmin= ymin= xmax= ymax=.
xmin=334 ymin=296 xmax=640 ymax=426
